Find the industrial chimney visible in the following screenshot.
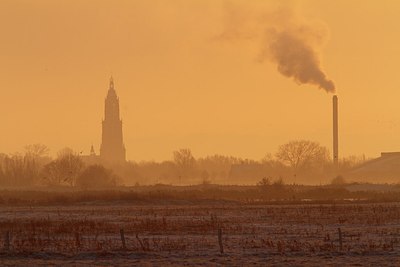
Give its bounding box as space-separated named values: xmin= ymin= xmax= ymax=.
xmin=333 ymin=95 xmax=339 ymax=168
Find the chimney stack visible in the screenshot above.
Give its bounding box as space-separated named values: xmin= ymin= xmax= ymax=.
xmin=333 ymin=95 xmax=339 ymax=168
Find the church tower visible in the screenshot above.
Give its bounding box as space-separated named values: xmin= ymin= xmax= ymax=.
xmin=100 ymin=77 xmax=126 ymax=163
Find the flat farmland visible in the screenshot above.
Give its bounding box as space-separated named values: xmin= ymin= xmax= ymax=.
xmin=1 ymin=202 xmax=400 ymax=266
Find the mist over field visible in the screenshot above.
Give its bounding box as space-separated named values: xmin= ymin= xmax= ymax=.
xmin=0 ymin=141 xmax=383 ymax=188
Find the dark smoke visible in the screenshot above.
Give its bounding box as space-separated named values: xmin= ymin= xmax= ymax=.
xmin=217 ymin=4 xmax=336 ymax=93
xmin=268 ymin=30 xmax=335 ymax=92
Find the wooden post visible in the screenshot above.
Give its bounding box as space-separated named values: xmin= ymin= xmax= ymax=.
xmin=338 ymin=227 xmax=343 ymax=251
xmin=120 ymin=229 xmax=126 ymax=250
xmin=4 ymin=231 xmax=10 ymax=251
xmin=136 ymin=233 xmax=146 ymax=251
xmin=218 ymin=228 xmax=224 ymax=254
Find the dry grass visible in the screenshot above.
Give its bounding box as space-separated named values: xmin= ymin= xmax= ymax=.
xmin=1 ymin=203 xmax=400 ymax=258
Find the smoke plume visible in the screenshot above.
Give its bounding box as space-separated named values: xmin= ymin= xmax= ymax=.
xmin=218 ymin=4 xmax=336 ymax=93
xmin=267 ymin=29 xmax=335 ymax=92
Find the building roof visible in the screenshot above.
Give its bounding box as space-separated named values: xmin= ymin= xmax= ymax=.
xmin=346 ymin=152 xmax=400 ymax=183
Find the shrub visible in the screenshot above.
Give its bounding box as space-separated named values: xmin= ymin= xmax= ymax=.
xmin=76 ymin=165 xmax=117 ymax=189
xmin=257 ymin=177 xmax=271 ymax=190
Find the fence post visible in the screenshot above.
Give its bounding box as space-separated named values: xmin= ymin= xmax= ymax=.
xmin=338 ymin=227 xmax=343 ymax=251
xmin=120 ymin=229 xmax=126 ymax=250
xmin=218 ymin=228 xmax=224 ymax=254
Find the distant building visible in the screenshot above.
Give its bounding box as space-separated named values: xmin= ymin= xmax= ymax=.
xmin=82 ymin=77 xmax=126 ymax=165
xmin=346 ymin=152 xmax=400 ymax=183
xmin=82 ymin=144 xmax=100 ymax=165
xmin=100 ymin=77 xmax=126 ymax=163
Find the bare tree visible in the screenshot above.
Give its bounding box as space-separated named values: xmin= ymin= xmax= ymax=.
xmin=24 ymin=144 xmax=51 ymax=185
xmin=42 ymin=148 xmax=84 ymax=187
xmin=173 ymin=148 xmax=196 ymax=180
xmin=57 ymin=147 xmax=75 ymax=159
xmin=173 ymin=149 xmax=195 ymax=167
xmin=275 ymin=140 xmax=329 ymax=174
xmin=2 ymin=154 xmax=26 ymax=186
xmin=42 ymin=160 xmax=64 ymax=186
xmin=24 ymin=144 xmax=50 ymax=159
xmin=0 ymin=153 xmax=39 ymax=186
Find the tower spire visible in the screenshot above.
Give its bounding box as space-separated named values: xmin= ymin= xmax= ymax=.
xmin=100 ymin=76 xmax=126 ymax=163
xmin=109 ymin=76 xmax=114 ymax=90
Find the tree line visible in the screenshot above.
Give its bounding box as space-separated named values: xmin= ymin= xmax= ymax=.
xmin=0 ymin=140 xmax=367 ymax=188
xmin=0 ymin=144 xmax=116 ymax=188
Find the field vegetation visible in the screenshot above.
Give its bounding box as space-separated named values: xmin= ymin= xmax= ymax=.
xmin=1 ymin=201 xmax=400 ymax=265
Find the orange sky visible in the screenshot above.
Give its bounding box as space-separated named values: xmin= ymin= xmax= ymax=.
xmin=1 ymin=0 xmax=400 ymax=161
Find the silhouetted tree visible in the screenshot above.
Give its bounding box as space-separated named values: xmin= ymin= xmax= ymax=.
xmin=276 ymin=140 xmax=329 ymax=174
xmin=173 ymin=149 xmax=195 ymax=168
xmin=42 ymin=148 xmax=83 ymax=186
xmin=24 ymin=144 xmax=51 ymax=185
xmin=0 ymin=149 xmax=48 ymax=187
xmin=257 ymin=177 xmax=271 ymax=187
xmin=173 ymin=148 xmax=196 ymax=180
xmin=257 ymin=177 xmax=272 ymax=192
xmin=197 ymin=154 xmax=242 ymax=182
xmin=24 ymin=144 xmax=50 ymax=159
xmin=1 ymin=154 xmax=27 ymax=186
xmin=261 ymin=153 xmax=286 ymax=169
xmin=42 ymin=161 xmax=63 ymax=186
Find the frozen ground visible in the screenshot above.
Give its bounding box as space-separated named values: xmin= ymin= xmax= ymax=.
xmin=1 ymin=202 xmax=400 ymax=266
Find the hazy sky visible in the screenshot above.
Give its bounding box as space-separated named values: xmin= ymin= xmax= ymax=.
xmin=1 ymin=0 xmax=400 ymax=161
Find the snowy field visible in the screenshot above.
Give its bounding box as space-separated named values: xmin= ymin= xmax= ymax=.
xmin=1 ymin=202 xmax=400 ymax=266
